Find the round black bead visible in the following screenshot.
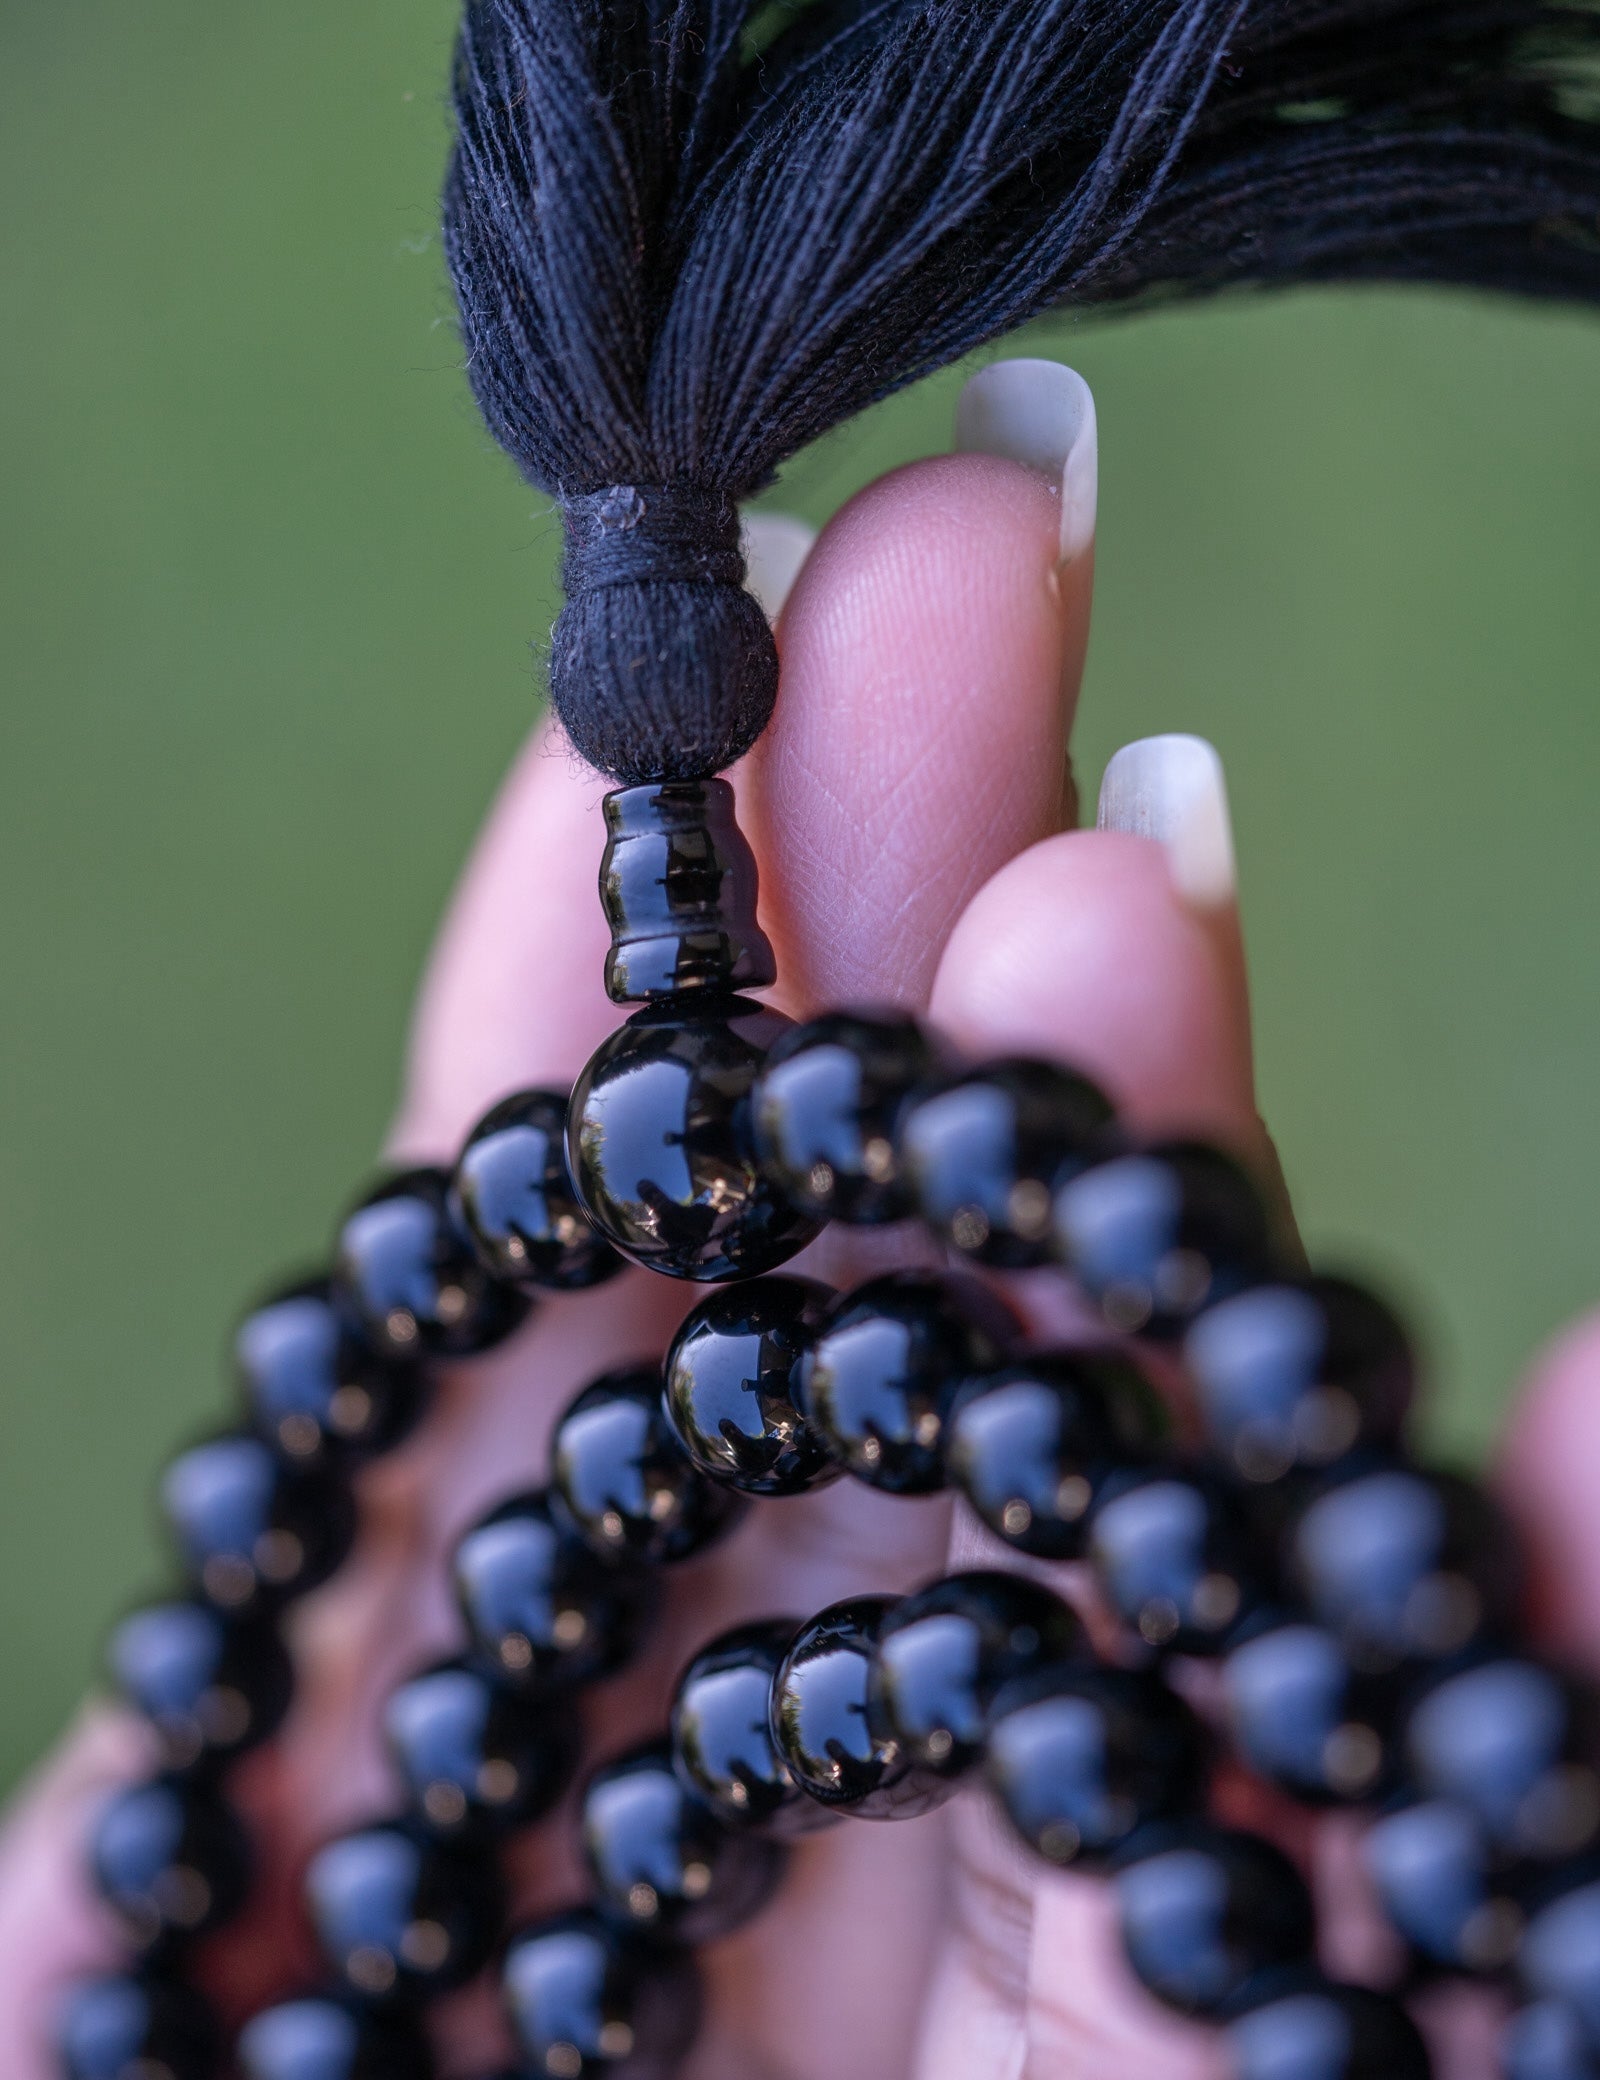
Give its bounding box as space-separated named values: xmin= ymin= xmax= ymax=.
xmin=1504 ymin=2001 xmax=1600 ymax=2080
xmin=451 ymin=1089 xmax=624 ymax=1293
xmin=161 ymin=1432 xmax=356 ymax=1613
xmin=797 ymin=1272 xmax=1014 ymax=1494
xmin=1521 ymin=1875 xmax=1600 ymax=2046
xmin=1365 ymin=1796 xmax=1523 ymax=1971
xmin=750 ymin=1009 xmax=938 ymax=1224
xmin=384 ymin=1659 xmax=579 ymax=1839
xmin=944 ymin=1350 xmax=1168 ymax=1559
xmin=89 ymin=1775 xmax=252 ymax=1951
xmin=452 ymin=1489 xmax=655 ymax=1693
xmin=237 ymin=1998 xmax=434 ymax=2080
xmin=1222 ymin=1616 xmax=1395 ymax=1806
xmin=1225 ymin=1977 xmax=1430 ymax=2080
xmin=235 ymin=1275 xmax=429 ymax=1465
xmin=1113 ymin=1821 xmax=1316 ymax=2015
xmin=567 ymin=996 xmax=821 ymax=1282
xmin=581 ymin=1740 xmax=787 ymax=1944
xmin=107 ymin=1599 xmax=292 ymax=1773
xmin=335 ymin=1167 xmax=530 ymax=1359
xmin=1087 ymin=1463 xmax=1263 ymax=1655
xmin=669 ymin=1618 xmax=833 ymax=1837
xmin=58 ymin=1972 xmax=220 ymax=2080
xmin=770 ymin=1595 xmax=947 ymax=1820
xmin=1184 ymin=1275 xmax=1415 ymax=1483
xmin=1053 ymin=1141 xmax=1274 ymax=1338
xmin=552 ymin=1365 xmax=746 ymax=1566
xmin=869 ymin=1570 xmax=1082 ymax=1777
xmin=662 ymin=1276 xmax=838 ymax=1497
xmin=503 ymin=1908 xmax=703 ymax=2079
xmin=984 ymin=1665 xmax=1208 ymax=1869
xmin=900 ymin=1056 xmax=1115 ymax=1267
xmin=305 ymin=1820 xmax=503 ymax=2006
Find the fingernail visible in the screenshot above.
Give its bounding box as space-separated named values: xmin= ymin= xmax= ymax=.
xmin=955 ymin=358 xmax=1097 ymax=566
xmin=741 ymin=511 xmax=817 ymax=621
xmin=1097 ymin=733 xmax=1238 ymax=911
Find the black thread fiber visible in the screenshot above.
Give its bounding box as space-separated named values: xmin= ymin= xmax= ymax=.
xmin=445 ymin=0 xmax=1600 ymax=783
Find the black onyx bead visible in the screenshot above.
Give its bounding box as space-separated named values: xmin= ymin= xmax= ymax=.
xmin=1225 ymin=1977 xmax=1431 ymax=2080
xmin=1222 ymin=1616 xmax=1395 ymax=1806
xmin=1521 ymin=1876 xmax=1600 ymax=2045
xmin=162 ymin=1432 xmax=356 ymax=1612
xmin=900 ymin=1057 xmax=1115 ymax=1267
xmin=235 ymin=1275 xmax=429 ymax=1465
xmin=798 ymin=1272 xmax=1014 ymax=1494
xmin=237 ymin=1998 xmax=434 ymax=2080
xmin=1184 ymin=1275 xmax=1415 ymax=1483
xmin=89 ymin=1776 xmax=251 ymax=1951
xmin=1053 ymin=1141 xmax=1274 ymax=1338
xmin=1284 ymin=1460 xmax=1522 ymax=1671
xmin=663 ymin=1277 xmax=836 ymax=1498
xmin=771 ymin=1596 xmax=948 ymax=1819
xmin=944 ymin=1351 xmax=1168 ymax=1559
xmin=451 ymin=1089 xmax=624 ymax=1293
xmin=1505 ymin=2001 xmax=1600 ymax=2080
xmin=1364 ymin=1797 xmax=1522 ymax=1971
xmin=581 ymin=1740 xmax=787 ymax=1944
xmin=58 ymin=1972 xmax=220 ymax=2080
xmin=335 ymin=1168 xmax=530 ymax=1359
xmin=384 ymin=1659 xmax=579 ymax=1839
xmin=869 ymin=1570 xmax=1082 ymax=1777
xmin=552 ymin=1365 xmax=745 ymax=1566
xmin=567 ymin=996 xmax=821 ymax=1282
xmin=1087 ymin=1463 xmax=1262 ymax=1655
xmin=503 ymin=1908 xmax=702 ymax=2080
xmin=984 ymin=1665 xmax=1207 ymax=1868
xmin=305 ymin=1821 xmax=503 ymax=2005
xmin=750 ymin=1010 xmax=938 ymax=1225
xmin=1113 ymin=1822 xmax=1316 ymax=2015
xmin=107 ymin=1600 xmax=292 ymax=1773
xmin=600 ymin=778 xmax=776 ymax=1004
xmin=452 ymin=1490 xmax=654 ymax=1693
xmin=669 ymin=1618 xmax=832 ymax=1837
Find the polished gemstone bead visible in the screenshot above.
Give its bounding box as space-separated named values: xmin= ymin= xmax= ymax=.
xmin=107 ymin=1599 xmax=292 ymax=1773
xmin=1521 ymin=1876 xmax=1600 ymax=2044
xmin=1053 ymin=1142 xmax=1274 ymax=1338
xmin=503 ymin=1908 xmax=702 ymax=2079
xmin=1087 ymin=1464 xmax=1262 ymax=1655
xmin=581 ymin=1741 xmax=786 ymax=1943
xmin=663 ymin=1277 xmax=838 ymax=1496
xmin=1113 ymin=1821 xmax=1316 ymax=2015
xmin=552 ymin=1365 xmax=745 ymax=1566
xmin=900 ymin=1057 xmax=1115 ymax=1267
xmin=162 ymin=1432 xmax=356 ymax=1612
xmin=1283 ymin=1461 xmax=1521 ymax=1671
xmin=567 ymin=996 xmax=821 ymax=1281
xmin=944 ymin=1351 xmax=1168 ymax=1558
xmin=1225 ymin=1976 xmax=1431 ymax=2080
xmin=335 ymin=1168 xmax=530 ymax=1359
xmin=600 ymin=778 xmax=776 ymax=1003
xmin=384 ymin=1659 xmax=579 ymax=1839
xmin=452 ymin=1490 xmax=655 ymax=1693
xmin=1504 ymin=2000 xmax=1600 ymax=2080
xmin=1222 ymin=1616 xmax=1395 ymax=1805
xmin=751 ymin=1010 xmax=937 ymax=1225
xmin=305 ymin=1821 xmax=503 ymax=2005
xmin=58 ymin=1972 xmax=220 ymax=2080
xmin=1184 ymin=1275 xmax=1414 ymax=1482
xmin=771 ymin=1596 xmax=948 ymax=1819
xmin=237 ymin=1998 xmax=434 ymax=2080
xmin=1364 ymin=1797 xmax=1523 ymax=1971
xmin=984 ymin=1665 xmax=1208 ymax=1868
xmin=869 ymin=1571 xmax=1082 ymax=1776
xmin=235 ymin=1275 xmax=429 ymax=1465
xmin=451 ymin=1089 xmax=624 ymax=1292
xmin=89 ymin=1776 xmax=251 ymax=1950
xmin=669 ymin=1619 xmax=833 ymax=1837
xmin=798 ymin=1272 xmax=1014 ymax=1494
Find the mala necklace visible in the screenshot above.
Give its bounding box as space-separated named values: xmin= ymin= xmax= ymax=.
xmin=45 ymin=0 xmax=1600 ymax=2075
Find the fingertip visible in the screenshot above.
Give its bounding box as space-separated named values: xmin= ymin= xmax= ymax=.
xmin=1497 ymin=1306 xmax=1600 ymax=1663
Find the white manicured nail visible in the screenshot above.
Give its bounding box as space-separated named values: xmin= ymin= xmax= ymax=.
xmin=741 ymin=511 xmax=817 ymax=621
xmin=955 ymin=358 xmax=1097 ymax=566
xmin=1097 ymin=734 xmax=1238 ymax=911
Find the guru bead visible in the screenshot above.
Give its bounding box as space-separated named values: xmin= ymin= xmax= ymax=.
xmin=304 ymin=1821 xmax=504 ymax=2005
xmin=107 ymin=1599 xmax=293 ymax=1773
xmin=88 ymin=1776 xmax=252 ymax=1950
xmin=669 ymin=1618 xmax=832 ymax=1836
xmin=1112 ymin=1821 xmax=1316 ymax=2015
xmin=237 ymin=1999 xmax=434 ymax=2080
xmin=234 ymin=1275 xmax=429 ymax=1465
xmin=551 ymin=1364 xmax=746 ymax=1565
xmin=1087 ymin=1463 xmax=1262 ymax=1655
xmin=161 ymin=1433 xmax=356 ymax=1613
xmin=1225 ymin=1978 xmax=1431 ymax=2080
xmin=503 ymin=1908 xmax=703 ymax=2080
xmin=334 ymin=1167 xmax=530 ymax=1358
xmin=383 ymin=1659 xmax=579 ymax=1838
xmin=450 ymin=1088 xmax=623 ymax=1292
xmin=599 ymin=779 xmax=776 ymax=1003
xmin=770 ymin=1595 xmax=947 ymax=1820
xmin=57 ymin=1973 xmax=220 ymax=2080
xmin=662 ymin=1276 xmax=837 ymax=1496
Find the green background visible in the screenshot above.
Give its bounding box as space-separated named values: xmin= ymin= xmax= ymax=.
xmin=3 ymin=2 xmax=1599 ymax=1795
